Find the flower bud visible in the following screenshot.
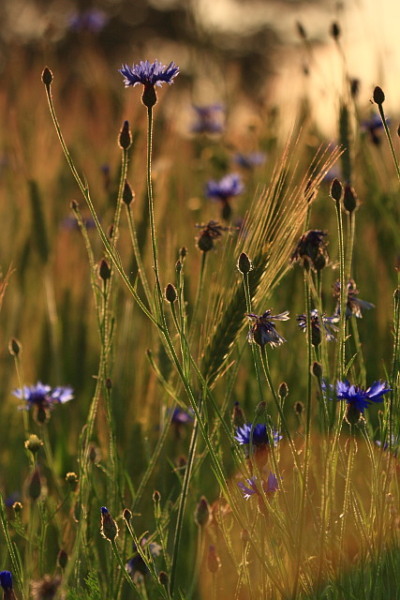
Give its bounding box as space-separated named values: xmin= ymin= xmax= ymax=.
xmin=28 ymin=468 xmax=42 ymax=501
xmin=343 ymin=184 xmax=358 ymax=213
xmin=41 ymin=67 xmax=53 ymax=86
xmin=195 ymin=496 xmax=210 ymax=527
xmin=8 ymin=338 xmax=21 ymax=357
xmin=237 ymin=252 xmax=253 ymax=274
xmin=207 ymin=545 xmax=221 ymax=573
xmin=278 ymin=382 xmax=289 ymax=400
xmin=373 ymin=86 xmax=385 ymax=105
xmin=118 ymin=120 xmax=132 ymax=150
xmin=330 ymin=178 xmax=343 ymax=202
xmin=24 ymin=434 xmax=43 ymax=455
xmin=65 ymin=472 xmax=79 ymax=492
xmin=123 ymin=508 xmax=132 ymax=523
xmin=159 ymin=571 xmax=169 ymax=588
xmin=57 ymin=549 xmax=68 ymax=569
xmin=122 ymin=180 xmax=134 ymax=206
xmin=99 ymin=258 xmax=111 ymax=281
xmin=100 ymin=507 xmax=119 ymax=541
xmin=165 ymin=283 xmax=177 ymax=303
xmin=312 ymin=361 xmax=323 ymax=379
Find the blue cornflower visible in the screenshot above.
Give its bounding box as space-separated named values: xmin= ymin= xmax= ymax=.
xmin=238 ymin=473 xmax=279 ymax=500
xmin=12 ymin=382 xmax=73 ymax=423
xmin=192 ymin=104 xmax=224 ymax=134
xmin=171 ymin=407 xmax=194 ymax=425
xmin=205 ymin=173 xmax=244 ymax=220
xmin=247 ymin=310 xmax=289 ymax=348
xmin=335 ymin=380 xmax=391 ymax=413
xmin=234 ymin=152 xmax=266 ymax=169
xmin=361 ymin=113 xmax=390 ymax=145
xmin=69 ymin=9 xmax=108 ymax=33
xmin=235 ymin=423 xmax=282 ymax=447
xmin=120 ymin=60 xmax=179 ymax=89
xmin=206 ymin=173 xmax=244 ymax=202
xmin=120 ymin=60 xmax=179 ymax=108
xmin=0 ymin=572 xmax=12 ymax=591
xmin=296 ymin=309 xmax=338 ymax=346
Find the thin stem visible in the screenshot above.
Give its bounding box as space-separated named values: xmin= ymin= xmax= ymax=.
xmin=334 ymin=198 xmax=346 ymax=380
xmin=377 ymin=103 xmax=400 ymax=182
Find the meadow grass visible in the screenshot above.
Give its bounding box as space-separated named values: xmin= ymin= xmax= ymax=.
xmin=0 ymin=40 xmax=399 ymax=600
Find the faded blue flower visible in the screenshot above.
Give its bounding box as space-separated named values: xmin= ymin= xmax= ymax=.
xmin=12 ymin=382 xmax=73 ymax=410
xmin=296 ymin=309 xmax=338 ymax=346
xmin=234 ymin=152 xmax=266 ymax=169
xmin=206 ymin=173 xmax=244 ymax=202
xmin=247 ymin=310 xmax=289 ymax=348
xmin=235 ymin=423 xmax=282 ymax=447
xmin=238 ymin=473 xmax=279 ymax=500
xmin=333 ymin=279 xmax=374 ymax=318
xmin=361 ymin=113 xmax=390 ymax=145
xmin=192 ymin=104 xmax=224 ymax=134
xmin=69 ymin=9 xmax=108 ymax=32
xmin=171 ymin=407 xmax=194 ymax=425
xmin=119 ymin=60 xmax=179 ymax=89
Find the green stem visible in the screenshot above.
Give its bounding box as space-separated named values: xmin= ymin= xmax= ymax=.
xmin=377 ymin=103 xmax=400 ymax=182
xmin=334 ymin=198 xmax=346 ymax=380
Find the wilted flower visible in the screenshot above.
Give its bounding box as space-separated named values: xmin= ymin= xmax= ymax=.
xmin=323 ymin=379 xmax=391 ymax=424
xmin=235 ymin=423 xmax=282 ymax=448
xmin=296 ymin=309 xmax=338 ymax=346
xmin=246 ymin=310 xmax=289 ymax=348
xmin=12 ymin=382 xmax=73 ymax=423
xmin=30 ymin=575 xmax=61 ymax=600
xmin=69 ymin=9 xmax=108 ymax=33
xmin=195 ymin=220 xmax=230 ymax=252
xmin=238 ymin=473 xmax=279 ymax=500
xmin=291 ymin=230 xmax=329 ymax=271
xmin=205 ymin=173 xmax=244 ymax=220
xmin=191 ymin=104 xmax=224 ymax=134
xmin=234 ymin=152 xmax=266 ymax=169
xmin=333 ymin=279 xmax=375 ymax=318
xmin=0 ymin=571 xmax=15 ymax=600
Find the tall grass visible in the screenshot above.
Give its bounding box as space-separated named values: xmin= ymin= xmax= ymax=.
xmin=0 ymin=39 xmax=399 ymax=600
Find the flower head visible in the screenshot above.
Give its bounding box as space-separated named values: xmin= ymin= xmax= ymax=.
xmin=246 ymin=310 xmax=289 ymax=348
xmin=333 ymin=279 xmax=374 ymax=318
xmin=12 ymin=382 xmax=73 ymax=423
xmin=120 ymin=60 xmax=179 ymax=89
xmin=234 ymin=152 xmax=266 ymax=170
xmin=361 ymin=113 xmax=389 ymax=146
xmin=291 ymin=229 xmax=329 ymax=271
xmin=205 ymin=173 xmax=244 ymax=220
xmin=235 ymin=423 xmax=282 ymax=448
xmin=206 ymin=173 xmax=244 ymax=202
xmin=238 ymin=473 xmax=279 ymax=500
xmin=192 ymin=104 xmax=224 ymax=134
xmin=324 ymin=379 xmax=391 ymax=424
xmin=296 ymin=309 xmax=338 ymax=346
xmin=69 ymin=9 xmax=108 ymax=33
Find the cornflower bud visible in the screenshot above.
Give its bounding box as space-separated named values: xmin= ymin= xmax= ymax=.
xmin=100 ymin=506 xmax=119 ymax=541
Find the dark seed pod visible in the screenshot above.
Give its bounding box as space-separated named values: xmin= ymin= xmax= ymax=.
xmin=165 ymin=283 xmax=177 ymax=303
xmin=237 ymin=252 xmax=253 ymax=274
xmin=330 ymin=178 xmax=343 ymax=202
xmin=41 ymin=66 xmax=53 ymax=86
xmin=118 ymin=120 xmax=132 ymax=150
xmin=343 ymin=184 xmax=358 ymax=213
